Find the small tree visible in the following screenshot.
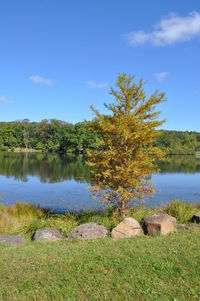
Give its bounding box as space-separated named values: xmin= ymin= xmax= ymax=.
xmin=87 ymin=73 xmax=166 ymax=219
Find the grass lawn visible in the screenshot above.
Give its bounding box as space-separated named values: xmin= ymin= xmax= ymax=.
xmin=0 ymin=225 xmax=200 ymax=301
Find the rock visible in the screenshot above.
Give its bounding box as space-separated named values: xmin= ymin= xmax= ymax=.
xmin=68 ymin=222 xmax=107 ymax=240
xmin=191 ymin=212 xmax=200 ymax=224
xmin=111 ymin=217 xmax=142 ymax=239
xmin=142 ymin=214 xmax=176 ymax=235
xmin=33 ymin=228 xmax=62 ymax=242
xmin=0 ymin=235 xmax=25 ymax=245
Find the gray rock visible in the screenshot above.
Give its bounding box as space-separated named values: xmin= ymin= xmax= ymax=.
xmin=68 ymin=222 xmax=107 ymax=240
xmin=0 ymin=235 xmax=25 ymax=245
xmin=33 ymin=227 xmax=62 ymax=242
xmin=191 ymin=212 xmax=200 ymax=224
xmin=111 ymin=217 xmax=142 ymax=239
xmin=142 ymin=213 xmax=176 ymax=235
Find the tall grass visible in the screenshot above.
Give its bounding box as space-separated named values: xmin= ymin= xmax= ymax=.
xmin=0 ymin=202 xmax=44 ymax=235
xmin=164 ymin=199 xmax=199 ymax=223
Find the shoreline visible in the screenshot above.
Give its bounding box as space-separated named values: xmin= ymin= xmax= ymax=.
xmin=1 ymin=149 xmax=199 ymax=156
xmin=0 ymin=200 xmax=199 ymax=238
xmin=7 ymin=148 xmax=42 ymax=153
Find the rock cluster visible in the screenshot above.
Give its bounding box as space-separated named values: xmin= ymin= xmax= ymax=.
xmin=3 ymin=209 xmax=200 ymax=245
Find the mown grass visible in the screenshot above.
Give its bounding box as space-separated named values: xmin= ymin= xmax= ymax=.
xmin=0 ymin=200 xmax=199 ymax=238
xmin=0 ymin=225 xmax=200 ymax=301
xmin=0 ymin=201 xmax=200 ymax=300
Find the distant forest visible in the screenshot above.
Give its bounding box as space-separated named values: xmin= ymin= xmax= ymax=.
xmin=0 ymin=119 xmax=199 ymax=156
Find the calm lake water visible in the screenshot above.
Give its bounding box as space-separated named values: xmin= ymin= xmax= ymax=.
xmin=0 ymin=152 xmax=200 ymax=211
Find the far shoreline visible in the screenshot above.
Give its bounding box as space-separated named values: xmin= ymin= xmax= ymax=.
xmin=1 ymin=149 xmax=200 ymax=156
xmin=7 ymin=148 xmax=42 ymax=153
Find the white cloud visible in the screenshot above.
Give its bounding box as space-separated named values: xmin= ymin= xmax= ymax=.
xmin=29 ymin=75 xmax=53 ymax=86
xmin=125 ymin=12 xmax=200 ymax=47
xmin=154 ymin=72 xmax=169 ymax=82
xmin=87 ymin=81 xmax=107 ymax=89
xmin=0 ymin=96 xmax=6 ymax=103
xmin=0 ymin=96 xmax=12 ymax=104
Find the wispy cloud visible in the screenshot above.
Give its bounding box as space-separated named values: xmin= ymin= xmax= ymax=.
xmin=29 ymin=75 xmax=54 ymax=86
xmin=125 ymin=12 xmax=200 ymax=47
xmin=0 ymin=96 xmax=12 ymax=104
xmin=154 ymin=72 xmax=169 ymax=82
xmin=87 ymin=81 xmax=107 ymax=89
xmin=0 ymin=96 xmax=6 ymax=103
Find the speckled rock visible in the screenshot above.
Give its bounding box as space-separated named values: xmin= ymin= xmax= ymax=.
xmin=33 ymin=228 xmax=62 ymax=242
xmin=0 ymin=235 xmax=25 ymax=245
xmin=68 ymin=222 xmax=107 ymax=240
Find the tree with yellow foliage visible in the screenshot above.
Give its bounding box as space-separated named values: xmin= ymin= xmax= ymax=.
xmin=87 ymin=73 xmax=166 ymax=219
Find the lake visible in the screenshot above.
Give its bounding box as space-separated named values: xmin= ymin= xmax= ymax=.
xmin=0 ymin=152 xmax=200 ymax=211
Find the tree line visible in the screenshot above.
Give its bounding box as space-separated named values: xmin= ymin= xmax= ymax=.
xmin=0 ymin=119 xmax=199 ymax=156
xmin=0 ymin=119 xmax=99 ymax=156
xmin=156 ymin=130 xmax=200 ymax=155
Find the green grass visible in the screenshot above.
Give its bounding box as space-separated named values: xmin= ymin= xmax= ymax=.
xmin=0 ymin=225 xmax=200 ymax=301
xmin=0 ymin=201 xmax=200 ymax=300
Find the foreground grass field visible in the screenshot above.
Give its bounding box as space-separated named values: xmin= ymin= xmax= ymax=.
xmin=0 ymin=225 xmax=200 ymax=301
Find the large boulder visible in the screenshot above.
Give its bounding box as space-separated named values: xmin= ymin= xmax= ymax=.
xmin=111 ymin=217 xmax=142 ymax=239
xmin=33 ymin=228 xmax=62 ymax=242
xmin=142 ymin=214 xmax=176 ymax=235
xmin=0 ymin=235 xmax=25 ymax=245
xmin=191 ymin=212 xmax=200 ymax=224
xmin=68 ymin=222 xmax=107 ymax=240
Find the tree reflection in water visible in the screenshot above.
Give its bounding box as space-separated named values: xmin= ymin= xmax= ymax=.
xmin=0 ymin=152 xmax=90 ymax=183
xmin=157 ymin=155 xmax=200 ymax=174
xmin=0 ymin=152 xmax=200 ymax=184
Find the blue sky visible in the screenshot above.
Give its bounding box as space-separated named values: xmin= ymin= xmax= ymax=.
xmin=0 ymin=0 xmax=200 ymax=131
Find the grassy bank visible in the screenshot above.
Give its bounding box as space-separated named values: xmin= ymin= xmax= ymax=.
xmin=0 ymin=200 xmax=199 ymax=238
xmin=0 ymin=201 xmax=200 ymax=300
xmin=0 ymin=225 xmax=199 ymax=300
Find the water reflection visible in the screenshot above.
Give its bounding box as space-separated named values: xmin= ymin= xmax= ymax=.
xmin=0 ymin=152 xmax=90 ymax=183
xmin=158 ymin=155 xmax=200 ymax=174
xmin=0 ymin=152 xmax=200 ymax=183
xmin=0 ymin=152 xmax=200 ymax=210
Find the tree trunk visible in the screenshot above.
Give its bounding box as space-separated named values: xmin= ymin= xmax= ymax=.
xmin=121 ymin=199 xmax=126 ymax=220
